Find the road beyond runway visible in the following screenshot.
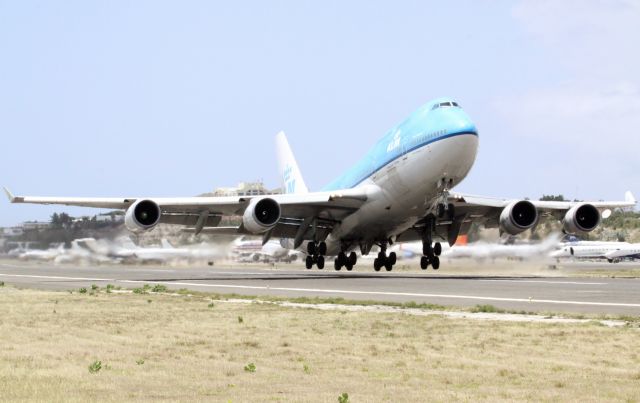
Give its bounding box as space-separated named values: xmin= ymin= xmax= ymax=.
xmin=1 ymin=261 xmax=639 ymax=316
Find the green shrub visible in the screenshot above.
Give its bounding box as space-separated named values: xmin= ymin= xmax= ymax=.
xmin=338 ymin=392 xmax=350 ymax=403
xmin=208 ymin=302 xmax=215 ymax=308
xmin=0 ymin=281 xmax=5 ymax=287
xmin=244 ymin=362 xmax=256 ymax=373
xmin=152 ymin=284 xmax=167 ymax=293
xmin=91 ymin=284 xmax=99 ymax=290
xmin=237 ymin=316 xmax=244 ymax=324
xmin=136 ymin=359 xmax=145 ymax=365
xmin=79 ymin=287 xmax=87 ymax=294
xmin=470 ymin=304 xmax=505 ymax=313
xmin=88 ymin=360 xmax=102 ymax=374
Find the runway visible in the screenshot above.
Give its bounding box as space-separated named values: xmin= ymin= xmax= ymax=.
xmin=1 ymin=261 xmax=639 ymax=316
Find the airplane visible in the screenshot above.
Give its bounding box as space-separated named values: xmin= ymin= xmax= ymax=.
xmin=15 ymin=239 xmax=111 ymax=264
xmin=550 ymin=241 xmax=640 ymax=263
xmin=17 ymin=244 xmax=66 ymax=262
xmin=4 ymin=97 xmax=637 ymax=272
xmin=227 ymin=237 xmax=299 ymax=263
xmin=11 ymin=237 xmax=220 ymax=265
xmin=82 ymin=237 xmax=221 ymax=265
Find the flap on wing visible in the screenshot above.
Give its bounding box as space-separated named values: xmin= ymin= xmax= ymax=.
xmin=183 ymin=226 xmax=242 ymax=235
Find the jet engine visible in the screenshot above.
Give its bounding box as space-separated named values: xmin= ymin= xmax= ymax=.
xmin=499 ymin=200 xmax=538 ymax=235
xmin=562 ymin=203 xmax=600 ymax=233
xmin=242 ymin=197 xmax=281 ymax=234
xmin=125 ymin=199 xmax=161 ymax=233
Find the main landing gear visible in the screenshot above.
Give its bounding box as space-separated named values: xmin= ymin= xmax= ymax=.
xmin=420 ymin=241 xmax=442 ymax=270
xmin=373 ymin=243 xmax=397 ymax=272
xmin=305 ymin=241 xmax=327 ymax=270
xmin=420 ymin=213 xmax=442 ymax=270
xmin=334 ymin=251 xmax=357 ymax=271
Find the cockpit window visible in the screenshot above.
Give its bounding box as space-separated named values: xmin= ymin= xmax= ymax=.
xmin=432 ymin=101 xmax=460 ymax=110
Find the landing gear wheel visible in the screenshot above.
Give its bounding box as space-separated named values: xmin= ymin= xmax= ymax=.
xmin=388 ymin=252 xmax=397 ymax=266
xmin=307 ymin=242 xmax=316 ymax=255
xmin=431 ymin=256 xmax=440 ymax=270
xmin=348 ymin=252 xmax=357 ymax=266
xmin=434 ymin=242 xmax=442 ymax=256
xmin=305 ymin=256 xmax=313 ymax=269
xmin=437 ymin=203 xmax=446 ymax=218
xmin=318 ymin=242 xmax=327 ymax=256
xmin=345 ymin=264 xmax=353 ymax=271
xmin=384 ymin=260 xmax=393 ymax=271
xmin=317 ymin=255 xmax=325 ymax=270
xmin=334 ymin=258 xmax=340 ymax=270
xmin=420 ymin=256 xmax=430 ymax=270
xmin=374 ymin=258 xmax=382 ymax=272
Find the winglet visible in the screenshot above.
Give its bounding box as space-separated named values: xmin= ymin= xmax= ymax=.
xmin=625 ymin=191 xmax=636 ymax=204
xmin=3 ymin=187 xmax=15 ymax=203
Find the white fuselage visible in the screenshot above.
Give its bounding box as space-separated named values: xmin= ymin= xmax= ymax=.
xmin=322 ymin=134 xmax=479 ymax=255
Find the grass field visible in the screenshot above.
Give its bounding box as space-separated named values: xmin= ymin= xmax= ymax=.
xmin=1 ymin=286 xmax=639 ymax=402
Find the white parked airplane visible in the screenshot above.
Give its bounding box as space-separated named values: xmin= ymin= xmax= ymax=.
xmin=15 ymin=237 xmax=221 ymax=265
xmin=5 ymin=98 xmax=636 ymax=272
xmin=228 ymin=237 xmax=299 ymax=263
xmin=550 ymin=241 xmax=640 ymax=263
xmin=85 ymin=237 xmax=221 ymax=265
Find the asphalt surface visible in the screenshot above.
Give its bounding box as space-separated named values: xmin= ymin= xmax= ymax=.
xmin=1 ymin=261 xmax=639 ymax=316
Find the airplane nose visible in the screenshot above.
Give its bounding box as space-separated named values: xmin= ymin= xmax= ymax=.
xmin=452 ymin=111 xmax=477 ymax=135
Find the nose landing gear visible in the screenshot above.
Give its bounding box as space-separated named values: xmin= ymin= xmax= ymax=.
xmin=420 ymin=214 xmax=443 ymax=270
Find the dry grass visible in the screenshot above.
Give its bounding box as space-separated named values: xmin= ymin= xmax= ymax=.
xmin=1 ymin=287 xmax=639 ymax=402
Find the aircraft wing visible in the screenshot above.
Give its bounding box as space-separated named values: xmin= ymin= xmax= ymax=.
xmin=450 ymin=191 xmax=637 ymax=212
xmin=447 ymin=191 xmax=636 ymax=225
xmin=398 ymin=191 xmax=636 ymax=246
xmin=4 ymin=186 xmax=369 ymax=242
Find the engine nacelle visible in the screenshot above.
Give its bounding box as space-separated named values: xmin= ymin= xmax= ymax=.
xmin=563 ymin=203 xmax=600 ymax=234
xmin=125 ymin=199 xmax=161 ymax=233
xmin=242 ymin=197 xmax=281 ymax=234
xmin=499 ymin=200 xmax=538 ymax=235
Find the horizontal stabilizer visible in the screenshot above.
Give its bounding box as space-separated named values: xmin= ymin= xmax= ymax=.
xmin=3 ymin=187 xmax=16 ymax=202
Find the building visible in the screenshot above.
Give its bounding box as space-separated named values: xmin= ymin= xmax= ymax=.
xmin=208 ymin=181 xmax=282 ymax=197
xmin=21 ymin=221 xmax=51 ymax=231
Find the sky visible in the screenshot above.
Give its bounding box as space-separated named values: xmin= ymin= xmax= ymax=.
xmin=1 ymin=0 xmax=639 ymax=226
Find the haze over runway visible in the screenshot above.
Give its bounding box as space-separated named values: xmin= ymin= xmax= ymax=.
xmin=1 ymin=262 xmax=639 ymax=316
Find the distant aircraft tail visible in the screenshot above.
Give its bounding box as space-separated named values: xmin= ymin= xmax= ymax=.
xmin=276 ymin=131 xmax=309 ymax=194
xmin=625 ymin=191 xmax=636 ymax=204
